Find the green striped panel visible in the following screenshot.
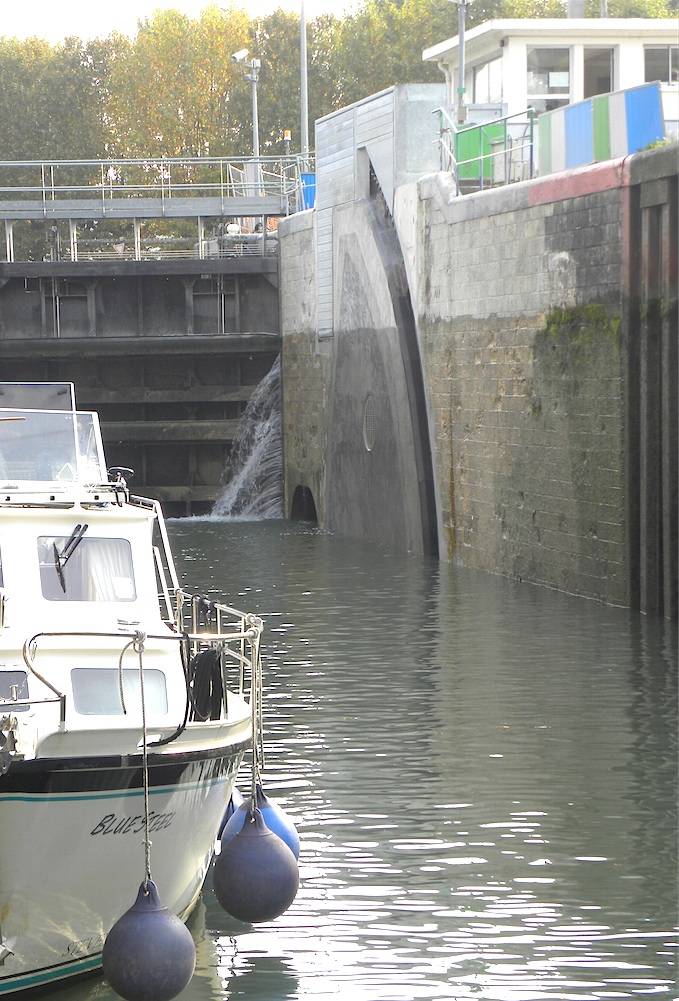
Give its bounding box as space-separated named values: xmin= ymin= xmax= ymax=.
xmin=592 ymin=95 xmax=611 ymax=161
xmin=538 ymin=112 xmax=552 ymax=175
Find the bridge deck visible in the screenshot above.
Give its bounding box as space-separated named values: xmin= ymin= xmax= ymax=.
xmin=0 ymin=195 xmax=289 ymax=221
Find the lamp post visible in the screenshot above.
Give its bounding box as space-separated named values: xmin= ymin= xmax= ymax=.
xmin=300 ymin=0 xmax=309 ymax=164
xmin=232 ymin=49 xmax=261 ymax=188
xmin=449 ymin=0 xmax=474 ymax=125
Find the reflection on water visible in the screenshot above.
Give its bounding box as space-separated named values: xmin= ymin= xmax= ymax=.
xmin=35 ymin=520 xmax=677 ymax=1001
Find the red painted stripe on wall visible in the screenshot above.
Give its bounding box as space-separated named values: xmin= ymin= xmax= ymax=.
xmin=528 ymin=157 xmax=631 ymax=206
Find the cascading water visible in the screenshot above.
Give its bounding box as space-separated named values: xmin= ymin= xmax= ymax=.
xmin=212 ymin=356 xmax=284 ymax=519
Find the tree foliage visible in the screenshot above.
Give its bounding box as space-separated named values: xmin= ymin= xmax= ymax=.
xmin=107 ymin=5 xmax=251 ymax=158
xmin=0 ymin=0 xmax=673 ymax=162
xmin=0 ymin=36 xmax=109 ymax=160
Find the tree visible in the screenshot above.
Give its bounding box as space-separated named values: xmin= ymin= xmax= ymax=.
xmin=106 ymin=4 xmax=251 ymax=159
xmin=0 ymin=36 xmax=109 ymax=161
xmin=0 ymin=0 xmax=673 ymax=176
xmin=332 ymin=0 xmax=484 ymax=108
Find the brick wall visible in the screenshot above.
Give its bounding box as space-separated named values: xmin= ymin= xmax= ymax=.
xmin=417 ymin=170 xmax=627 ymax=603
xmin=279 ymin=147 xmax=677 ymax=610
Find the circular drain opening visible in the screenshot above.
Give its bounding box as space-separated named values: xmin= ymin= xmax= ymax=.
xmin=363 ymin=394 xmax=376 ymax=452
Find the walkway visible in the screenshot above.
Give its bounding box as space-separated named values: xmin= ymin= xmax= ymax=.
xmin=0 ymin=155 xmax=315 ymax=262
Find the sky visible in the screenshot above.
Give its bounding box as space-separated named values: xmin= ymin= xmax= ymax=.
xmin=2 ymin=0 xmax=358 ymax=45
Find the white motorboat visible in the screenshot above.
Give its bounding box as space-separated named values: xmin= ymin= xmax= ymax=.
xmin=0 ymin=382 xmax=261 ymax=995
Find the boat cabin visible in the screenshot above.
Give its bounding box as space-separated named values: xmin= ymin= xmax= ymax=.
xmin=0 ymin=383 xmax=181 ymax=746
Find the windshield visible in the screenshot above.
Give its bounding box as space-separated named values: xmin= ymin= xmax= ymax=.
xmin=0 ymin=408 xmax=106 ymax=484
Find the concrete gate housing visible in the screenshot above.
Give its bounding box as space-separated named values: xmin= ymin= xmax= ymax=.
xmin=279 ymin=85 xmax=677 ymax=617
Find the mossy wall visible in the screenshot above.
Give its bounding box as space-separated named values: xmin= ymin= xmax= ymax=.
xmin=280 ymin=146 xmax=677 ymax=610
xmin=417 ymin=174 xmax=628 ymax=604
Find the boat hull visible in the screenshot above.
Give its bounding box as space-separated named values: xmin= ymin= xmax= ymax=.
xmin=0 ymin=739 xmax=249 ymax=995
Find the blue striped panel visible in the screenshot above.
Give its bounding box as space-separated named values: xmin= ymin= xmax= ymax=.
xmin=564 ymin=100 xmax=593 ymax=168
xmin=625 ymin=83 xmax=664 ymax=152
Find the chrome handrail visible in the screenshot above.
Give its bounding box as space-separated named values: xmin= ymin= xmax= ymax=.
xmin=21 ymin=613 xmax=263 ymax=726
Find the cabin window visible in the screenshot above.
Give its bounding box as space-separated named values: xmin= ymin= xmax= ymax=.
xmin=527 ymin=47 xmax=570 ymax=112
xmin=38 ymin=536 xmax=136 ymax=602
xmin=71 ymin=668 xmax=168 ymax=715
xmin=644 ymin=46 xmax=679 ymax=85
xmin=0 ymin=670 xmax=29 ymax=711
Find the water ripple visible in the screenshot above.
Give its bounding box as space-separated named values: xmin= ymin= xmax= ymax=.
xmin=39 ymin=521 xmax=678 ymax=1001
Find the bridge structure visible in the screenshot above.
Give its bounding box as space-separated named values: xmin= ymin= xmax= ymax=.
xmin=0 ymin=155 xmax=313 ymax=514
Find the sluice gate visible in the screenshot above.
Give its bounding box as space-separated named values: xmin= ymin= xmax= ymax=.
xmin=0 ymin=156 xmax=298 ymax=515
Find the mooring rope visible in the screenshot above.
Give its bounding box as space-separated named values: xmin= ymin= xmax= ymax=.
xmin=117 ymin=638 xmax=135 ymax=716
xmin=134 ymin=629 xmax=152 ymax=885
xmin=247 ymin=616 xmax=264 ymax=807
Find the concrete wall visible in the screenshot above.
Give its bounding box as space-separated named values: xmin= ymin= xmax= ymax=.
xmin=279 ymin=210 xmax=331 ymax=526
xmin=417 ymin=167 xmax=627 ymax=603
xmin=279 ymin=143 xmax=677 ymax=610
xmin=280 ymin=198 xmax=429 ymax=553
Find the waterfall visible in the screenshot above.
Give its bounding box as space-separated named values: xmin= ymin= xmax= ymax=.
xmin=212 ymin=356 xmax=284 ymax=519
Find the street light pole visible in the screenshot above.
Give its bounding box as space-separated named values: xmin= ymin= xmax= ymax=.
xmin=232 ymin=50 xmax=262 ymax=194
xmin=245 ymin=58 xmax=261 ymax=160
xmin=300 ymin=0 xmax=309 ymax=164
xmin=450 ymin=0 xmax=473 ymax=125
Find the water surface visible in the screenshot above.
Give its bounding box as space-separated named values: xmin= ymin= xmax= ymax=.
xmin=42 ymin=520 xmax=678 ymax=1000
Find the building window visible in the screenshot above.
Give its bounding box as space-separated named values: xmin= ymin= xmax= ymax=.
xmin=527 ymin=47 xmax=570 ymax=112
xmin=644 ymin=46 xmax=679 ymax=85
xmin=584 ymin=47 xmax=614 ymax=98
xmin=473 ymin=57 xmax=502 ymax=105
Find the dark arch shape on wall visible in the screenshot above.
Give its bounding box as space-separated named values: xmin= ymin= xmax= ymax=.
xmin=365 ymin=163 xmax=439 ymax=558
xmin=290 ymin=485 xmax=318 ymax=524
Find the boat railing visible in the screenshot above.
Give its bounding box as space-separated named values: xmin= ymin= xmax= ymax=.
xmin=18 ymin=613 xmax=263 ymax=728
xmin=173 ymin=590 xmax=263 ymax=695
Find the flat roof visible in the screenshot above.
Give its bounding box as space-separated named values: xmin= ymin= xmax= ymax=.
xmin=422 ymin=18 xmax=679 ymax=64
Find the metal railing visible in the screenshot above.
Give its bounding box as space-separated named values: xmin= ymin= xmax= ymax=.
xmin=434 ymin=107 xmax=535 ymax=196
xmin=69 ymin=231 xmax=279 ymax=262
xmin=16 ymin=608 xmax=262 ymax=731
xmin=0 ymin=155 xmax=315 ymax=212
xmin=0 ymin=155 xmax=315 ymax=263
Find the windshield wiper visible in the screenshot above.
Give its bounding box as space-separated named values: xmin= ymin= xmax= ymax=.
xmin=53 ymin=524 xmax=88 ymax=592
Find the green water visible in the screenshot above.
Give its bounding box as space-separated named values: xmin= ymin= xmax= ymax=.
xmin=41 ymin=519 xmax=678 ymax=1001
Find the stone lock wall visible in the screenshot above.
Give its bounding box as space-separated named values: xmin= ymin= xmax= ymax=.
xmin=279 ymin=210 xmax=332 ymax=525
xmin=417 ymin=170 xmax=627 ymax=604
xmin=279 ymin=145 xmax=677 ymax=611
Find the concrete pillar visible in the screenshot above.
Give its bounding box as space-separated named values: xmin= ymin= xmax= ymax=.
xmin=69 ymin=220 xmax=78 ymax=262
xmin=571 ymin=45 xmax=585 ymax=105
xmin=183 ymin=278 xmax=195 ymax=334
xmin=86 ymin=279 xmax=97 ymax=336
xmin=4 ymin=221 xmax=14 ymax=263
